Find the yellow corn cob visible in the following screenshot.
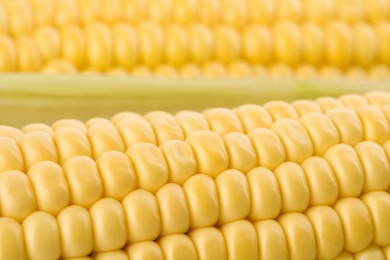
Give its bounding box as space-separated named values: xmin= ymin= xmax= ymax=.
xmin=1 ymin=91 xmax=390 ymax=259
xmin=0 ymin=0 xmax=389 ymax=78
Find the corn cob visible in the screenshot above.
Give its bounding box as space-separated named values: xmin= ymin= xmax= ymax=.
xmin=0 ymin=0 xmax=389 ymax=78
xmin=0 ymin=91 xmax=390 ymax=259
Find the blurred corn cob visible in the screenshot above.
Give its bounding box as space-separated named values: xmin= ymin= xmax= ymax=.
xmin=0 ymin=0 xmax=389 ymax=78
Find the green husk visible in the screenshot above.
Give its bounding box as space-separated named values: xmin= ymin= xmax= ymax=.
xmin=0 ymin=74 xmax=389 ymax=128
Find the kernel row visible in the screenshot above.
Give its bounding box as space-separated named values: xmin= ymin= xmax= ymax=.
xmin=1 ymin=92 xmax=390 ymax=172
xmin=1 ymin=191 xmax=389 ymax=259
xmin=1 ymin=20 xmax=390 ymax=73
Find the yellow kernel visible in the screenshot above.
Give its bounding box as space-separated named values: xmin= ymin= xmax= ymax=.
xmin=0 ymin=35 xmax=16 ymax=72
xmin=215 ymin=169 xmax=251 ymax=226
xmin=292 ymin=100 xmax=323 ymax=116
xmin=364 ymin=0 xmax=389 ymax=22
xmin=188 ymin=24 xmax=214 ymax=64
xmin=355 ymin=105 xmax=390 ymax=144
xmin=220 ymin=220 xmax=259 ymax=259
xmin=267 ymin=63 xmax=294 ymax=78
xmin=89 ymin=198 xmax=127 ymax=252
xmin=360 ymin=191 xmax=390 ymax=246
xmin=336 ymin=0 xmax=364 ymax=22
xmin=375 ymin=22 xmax=390 ymax=65
xmin=85 ymin=23 xmax=114 ymax=71
xmin=149 ymin=116 xmax=184 ymax=144
xmin=179 ymin=63 xmax=202 ymax=78
xmin=233 ymin=104 xmax=273 ymax=132
xmin=202 ymin=61 xmax=227 ymax=77
xmin=222 ymin=132 xmax=258 ymax=173
xmin=326 ymin=107 xmax=363 ymax=146
xmin=131 ymin=66 xmax=153 ymax=77
xmin=302 ymin=22 xmax=324 ymax=65
xmin=299 ymin=113 xmax=340 ymax=156
xmin=197 ymin=0 xmax=221 ymax=25
xmin=295 ymin=64 xmax=318 ymax=79
xmin=156 ymin=183 xmax=190 ymax=236
xmin=213 ymin=26 xmax=241 ymax=64
xmin=116 ymin=117 xmax=156 ymax=147
xmin=175 ymin=110 xmax=210 ymax=136
xmin=271 ymin=118 xmax=313 ymax=163
xmin=242 ymin=25 xmax=273 ymax=64
xmin=87 ymin=123 xmax=125 ymax=159
xmin=7 ymin=1 xmax=34 ymax=36
xmin=157 ymin=234 xmax=198 ymax=260
xmin=122 ymin=189 xmax=161 ymax=243
xmin=263 ymin=100 xmax=299 ymax=120
xmin=369 ymin=64 xmax=390 ymax=79
xmin=53 ymin=127 xmax=91 ymax=165
xmin=18 ymin=131 xmax=58 ymax=170
xmin=187 ymin=227 xmax=228 ymax=260
xmin=62 ymin=156 xmax=103 ymax=209
xmin=333 ymin=197 xmax=374 ymax=253
xmin=147 ymin=0 xmax=172 ymax=23
xmin=30 ymin=0 xmax=55 ymax=27
xmin=91 ymin=250 xmax=129 ymax=260
xmin=277 ymin=213 xmax=316 ymax=260
xmin=304 ymin=0 xmax=336 ymax=23
xmin=61 ymin=25 xmax=86 ymax=69
xmin=0 ymin=125 xmax=23 ymax=141
xmin=274 ymin=162 xmax=310 ymax=213
xmin=0 ymin=218 xmax=27 ymax=259
xmin=172 ymin=0 xmax=197 ymax=24
xmin=0 ymin=3 xmax=8 ymax=34
xmin=126 ymin=143 xmax=169 ymax=193
xmin=165 ymin=24 xmax=188 ymax=66
xmin=276 ymin=0 xmax=303 ymax=21
xmin=301 ymin=156 xmax=339 ymax=206
xmin=77 ymin=0 xmax=100 ymax=25
xmin=42 ymin=59 xmax=78 ymax=74
xmin=125 ymin=241 xmax=164 ymax=260
xmin=221 ymin=0 xmax=248 ymax=28
xmin=137 ymin=21 xmax=164 ymax=67
xmin=339 ymin=94 xmax=369 ymax=109
xmin=159 ymin=140 xmax=197 ymax=185
xmin=227 ymin=60 xmax=254 ymax=77
xmin=305 ymin=206 xmax=344 ymax=259
xmin=247 ymin=0 xmax=275 ymax=24
xmin=22 ymin=211 xmax=61 ymax=260
xmin=325 ymin=21 xmax=354 ymax=68
xmin=113 ymin=23 xmax=139 ymax=70
xmin=27 ymin=161 xmax=70 ymax=216
xmin=247 ymin=128 xmax=286 ymax=170
xmin=246 ymin=167 xmax=282 ymax=221
xmin=57 ymin=205 xmax=94 ymax=258
xmin=183 ymin=174 xmax=219 ymax=229
xmin=323 ymin=144 xmax=364 ymax=197
xmin=55 ymin=0 xmax=79 ymax=27
xmin=355 ymin=142 xmax=390 ymax=193
xmin=16 ymin=36 xmax=42 ymax=72
xmin=0 ymin=170 xmax=36 ymax=222
xmin=96 ymin=151 xmax=137 ymax=201
xmin=353 ymin=22 xmax=378 ymax=67
xmin=0 ymin=137 xmax=24 ymax=173
xmin=100 ymin=0 xmax=123 ymax=24
xmin=202 ymin=107 xmax=244 ymax=136
xmin=185 ymin=130 xmax=229 ymax=179
xmin=273 ymin=21 xmax=302 ymax=66
xmin=318 ymin=65 xmax=344 ymax=79
xmin=354 ymin=244 xmax=385 ymax=260
xmin=154 ymin=64 xmax=179 ymax=78
xmin=254 ymin=220 xmax=288 ymax=260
